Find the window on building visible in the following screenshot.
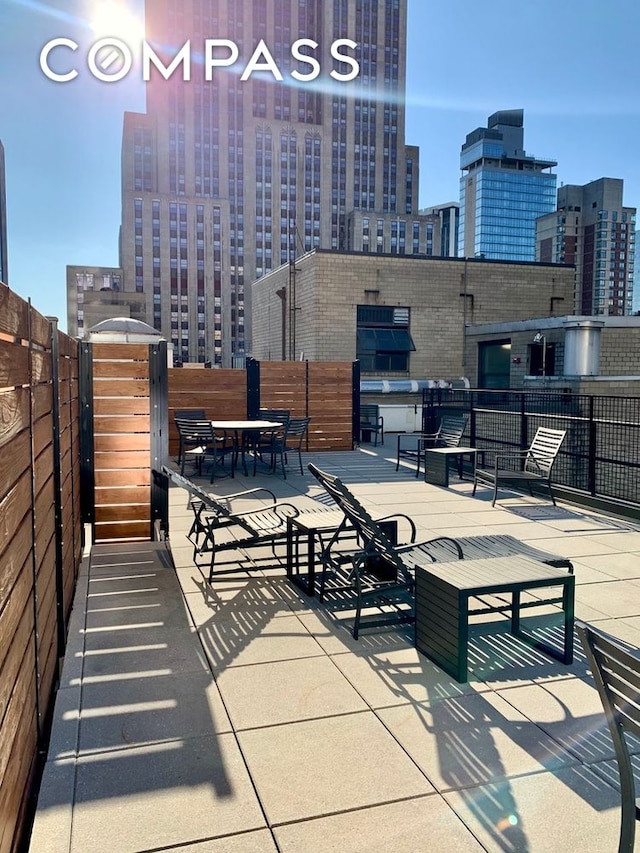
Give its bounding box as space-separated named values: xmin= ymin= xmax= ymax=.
xmin=478 ymin=340 xmax=512 ymax=389
xmin=529 ymin=341 xmax=556 ymax=377
xmin=356 ymin=305 xmax=415 ymax=372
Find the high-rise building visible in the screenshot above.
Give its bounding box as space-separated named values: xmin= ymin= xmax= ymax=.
xmin=418 ymin=202 xmax=459 ymax=257
xmin=459 ymin=109 xmax=557 ymax=262
xmin=66 ymin=265 xmax=134 ymax=337
xmin=120 ymin=0 xmax=424 ymax=366
xmin=634 ymin=229 xmax=640 ymax=314
xmin=536 ymin=178 xmax=636 ymax=316
xmin=0 ymin=140 xmax=8 ymax=284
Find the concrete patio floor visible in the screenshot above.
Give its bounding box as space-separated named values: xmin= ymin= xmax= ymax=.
xmin=28 ymin=440 xmax=640 ymax=852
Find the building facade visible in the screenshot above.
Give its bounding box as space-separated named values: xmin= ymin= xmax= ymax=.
xmin=465 ymin=314 xmax=640 ymax=395
xmin=418 ymin=202 xmax=459 ymax=257
xmin=65 ymin=265 xmax=147 ymax=337
xmin=536 ymin=178 xmax=636 ymax=316
xmin=459 ymin=109 xmax=557 ymax=262
xmin=120 ymin=0 xmax=425 ymax=366
xmin=0 ymin=140 xmax=7 ymax=284
xmin=251 ymin=249 xmax=574 ymax=380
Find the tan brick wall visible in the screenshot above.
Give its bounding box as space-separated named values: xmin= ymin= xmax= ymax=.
xmin=252 ymin=250 xmax=574 ymax=380
xmin=599 ymin=327 xmax=640 ymax=378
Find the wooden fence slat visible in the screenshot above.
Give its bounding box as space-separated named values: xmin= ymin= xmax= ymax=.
xmin=93 ymin=378 xmax=151 ymax=397
xmin=0 ymin=283 xmax=29 ymax=339
xmin=93 ymin=415 xmax=151 ymax=434
xmin=94 ymin=434 xmax=150 ymax=453
xmin=92 ymin=343 xmax=150 ymax=360
xmin=92 ymin=361 xmax=150 ymax=379
xmin=94 ymin=469 xmax=151 ymax=487
xmin=95 ymin=486 xmax=151 ymax=505
xmin=94 ymin=450 xmax=150 ymax=469
xmin=94 ymin=520 xmax=150 ymax=541
xmin=0 ymin=339 xmax=29 ymax=389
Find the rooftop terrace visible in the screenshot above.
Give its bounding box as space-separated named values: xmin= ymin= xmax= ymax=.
xmin=28 ymin=441 xmax=640 ymax=852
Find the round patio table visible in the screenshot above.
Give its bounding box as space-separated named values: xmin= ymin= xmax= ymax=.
xmin=210 ymin=420 xmax=283 ymax=477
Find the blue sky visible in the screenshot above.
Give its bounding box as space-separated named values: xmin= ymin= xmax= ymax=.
xmin=2 ymin=0 xmax=640 ymax=330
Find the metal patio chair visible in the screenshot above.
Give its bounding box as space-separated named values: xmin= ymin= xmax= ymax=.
xmin=269 ymin=416 xmax=311 ymax=478
xmin=578 ymin=622 xmax=640 ymax=853
xmin=472 ymin=426 xmax=566 ymax=506
xmin=250 ymin=408 xmax=291 ymax=467
xmin=162 ymin=465 xmax=300 ymax=580
xmin=397 ymin=413 xmax=468 ymax=477
xmin=175 ymin=418 xmax=231 ymax=480
xmin=174 ymin=409 xmax=206 ymax=468
xmin=308 ymin=462 xmax=574 ymax=641
xmin=359 ymin=403 xmax=384 ymax=446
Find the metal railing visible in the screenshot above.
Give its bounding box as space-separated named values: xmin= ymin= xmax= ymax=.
xmin=423 ymin=388 xmax=640 ymax=507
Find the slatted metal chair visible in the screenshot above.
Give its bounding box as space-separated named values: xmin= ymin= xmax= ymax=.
xmin=174 ymin=409 xmax=206 ymax=468
xmin=577 ymin=623 xmax=640 ymax=853
xmin=162 ymin=465 xmax=300 ymax=580
xmin=473 ymin=426 xmax=567 ymax=506
xmin=359 ymin=404 xmax=384 ymax=446
xmin=307 ymin=463 xmax=574 ymax=640
xmin=175 ymin=418 xmax=232 ymax=480
xmin=250 ymin=408 xmax=291 ymax=468
xmin=269 ymin=416 xmax=311 ymax=478
xmin=397 ymin=413 xmax=469 ymax=478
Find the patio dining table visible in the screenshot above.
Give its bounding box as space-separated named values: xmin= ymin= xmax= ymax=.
xmin=210 ymin=419 xmax=283 ymax=477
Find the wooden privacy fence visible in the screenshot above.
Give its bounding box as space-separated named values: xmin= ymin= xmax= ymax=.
xmin=258 ymin=361 xmax=354 ymax=451
xmin=0 ymin=283 xmax=82 ymax=853
xmin=167 ymin=359 xmax=354 ymax=458
xmin=168 ymin=366 xmax=247 ymax=459
xmin=80 ymin=340 xmax=167 ymax=544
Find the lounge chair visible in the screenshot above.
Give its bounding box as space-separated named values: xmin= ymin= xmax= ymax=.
xmin=162 ymin=465 xmax=300 ymax=579
xmin=308 ymin=462 xmax=573 ymax=640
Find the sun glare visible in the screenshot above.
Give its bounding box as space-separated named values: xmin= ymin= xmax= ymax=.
xmin=90 ymin=1 xmax=143 ymax=40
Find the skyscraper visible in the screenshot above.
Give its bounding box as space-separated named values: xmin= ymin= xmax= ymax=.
xmin=0 ymin=140 xmax=8 ymax=284
xmin=536 ymin=178 xmax=636 ymax=316
xmin=120 ymin=0 xmax=422 ymax=366
xmin=458 ymin=109 xmax=557 ymax=262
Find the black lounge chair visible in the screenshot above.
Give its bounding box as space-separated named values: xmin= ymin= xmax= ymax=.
xmin=578 ymin=623 xmax=640 ymax=853
xmin=162 ymin=465 xmax=300 ymax=579
xmin=307 ymin=462 xmax=573 ymax=640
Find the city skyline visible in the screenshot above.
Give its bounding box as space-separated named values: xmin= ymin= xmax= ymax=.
xmin=2 ymin=0 xmax=640 ymax=329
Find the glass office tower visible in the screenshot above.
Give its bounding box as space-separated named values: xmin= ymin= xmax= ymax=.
xmin=458 ymin=109 xmax=557 ymax=262
xmin=120 ymin=0 xmax=420 ymax=366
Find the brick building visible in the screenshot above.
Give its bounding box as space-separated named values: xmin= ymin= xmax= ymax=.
xmin=251 ymin=249 xmax=574 ymax=380
xmin=464 ymin=315 xmax=640 ymax=394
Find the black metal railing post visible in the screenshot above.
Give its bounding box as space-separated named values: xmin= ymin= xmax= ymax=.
xmin=150 ymin=341 xmax=168 ymax=540
xmin=78 ymin=341 xmax=95 ymax=535
xmin=469 ymin=390 xmax=476 ymax=448
xmin=519 ymin=393 xmax=528 ymax=459
xmin=352 ymin=360 xmax=361 ymax=447
xmin=47 ymin=318 xmax=67 ymax=660
xmin=246 ymin=357 xmax=260 ymax=418
xmin=588 ymin=396 xmax=597 ymax=496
